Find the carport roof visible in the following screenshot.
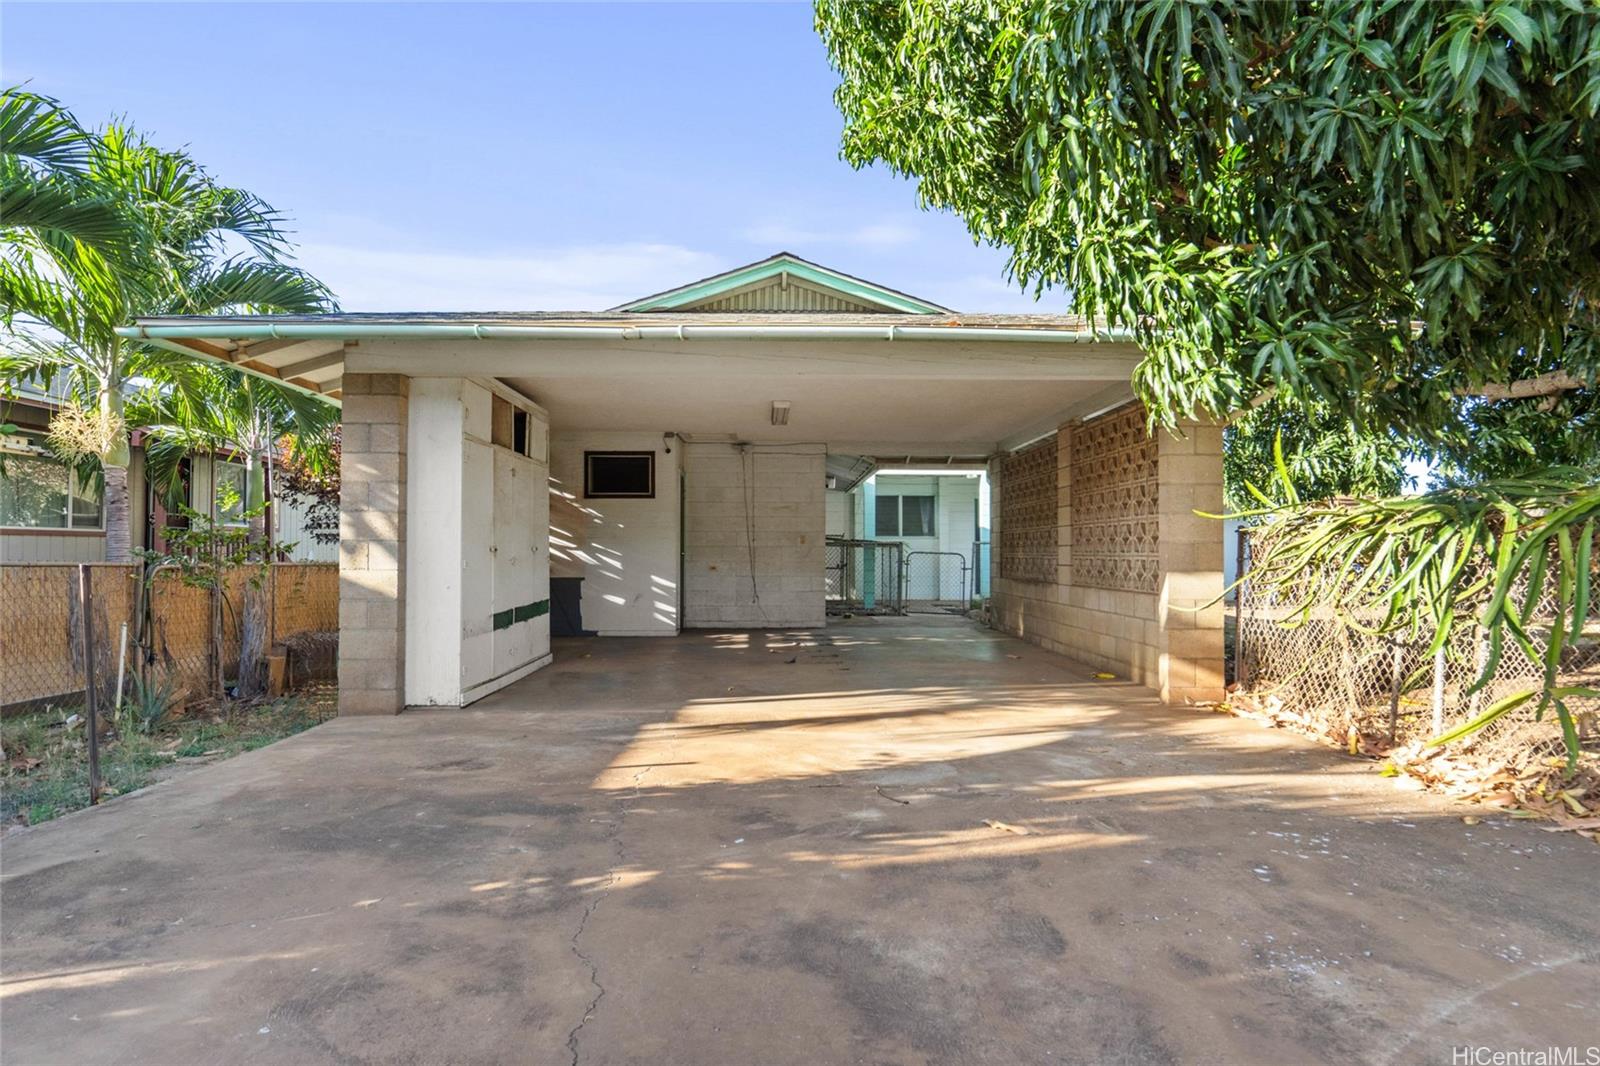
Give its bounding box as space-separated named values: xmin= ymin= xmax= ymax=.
xmin=115 ymin=310 xmax=1132 ymax=405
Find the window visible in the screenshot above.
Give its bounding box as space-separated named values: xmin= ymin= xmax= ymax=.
xmin=0 ymin=436 xmax=102 ymax=530
xmin=513 ymin=410 xmax=530 ymax=457
xmin=214 ymin=460 xmax=249 ymax=525
xmin=584 ymin=451 xmax=654 ymax=498
xmin=875 ymin=494 xmax=935 ymax=538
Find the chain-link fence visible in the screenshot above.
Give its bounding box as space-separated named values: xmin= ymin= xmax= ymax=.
xmin=1 ymin=562 xmax=339 ymax=717
xmin=1236 ymin=529 xmax=1600 ymax=766
xmin=825 ymin=538 xmax=905 ymax=615
xmin=904 ymin=550 xmax=970 ymax=613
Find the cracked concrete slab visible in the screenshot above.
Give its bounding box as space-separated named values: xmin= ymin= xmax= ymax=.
xmin=1 ymin=617 xmax=1596 ymax=1065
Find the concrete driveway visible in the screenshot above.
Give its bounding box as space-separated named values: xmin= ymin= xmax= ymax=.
xmin=2 ymin=617 xmax=1596 ymax=1066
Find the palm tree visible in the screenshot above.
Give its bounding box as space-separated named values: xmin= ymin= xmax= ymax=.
xmin=136 ymin=366 xmax=338 ymax=696
xmin=0 ymin=88 xmax=333 ymax=561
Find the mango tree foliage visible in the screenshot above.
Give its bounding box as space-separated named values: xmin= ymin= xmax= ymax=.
xmin=817 ymin=0 xmax=1599 ymax=453
xmin=818 ymin=1 xmax=1600 ymax=761
xmin=1224 ymin=397 xmax=1404 ymax=512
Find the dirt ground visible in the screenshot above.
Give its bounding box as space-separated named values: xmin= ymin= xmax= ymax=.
xmin=1 ymin=617 xmax=1595 ymax=1065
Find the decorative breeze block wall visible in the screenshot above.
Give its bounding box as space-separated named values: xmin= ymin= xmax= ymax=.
xmin=998 ymin=435 xmax=1058 ymax=584
xmin=1071 ymin=403 xmax=1159 ymax=592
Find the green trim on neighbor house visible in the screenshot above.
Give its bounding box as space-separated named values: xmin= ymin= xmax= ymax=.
xmin=493 ymin=598 xmax=551 ymax=631
xmin=609 ymin=252 xmax=950 ymax=314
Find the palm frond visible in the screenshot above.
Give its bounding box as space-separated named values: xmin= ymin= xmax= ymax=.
xmin=170 ymin=258 xmax=335 ymax=316
xmin=0 ymin=88 xmax=90 ymax=173
xmin=0 ymin=169 xmax=138 ymax=257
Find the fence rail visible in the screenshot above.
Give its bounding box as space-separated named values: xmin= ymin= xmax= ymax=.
xmin=1235 ymin=529 xmax=1600 ymax=766
xmin=825 ymin=538 xmax=906 ymax=616
xmin=1 ymin=562 xmax=338 ymax=716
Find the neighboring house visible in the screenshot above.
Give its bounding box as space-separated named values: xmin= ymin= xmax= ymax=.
xmin=121 ymin=251 xmax=1226 ymax=714
xmin=0 ymin=384 xmax=335 ymax=564
xmin=826 ymin=468 xmax=990 ymax=601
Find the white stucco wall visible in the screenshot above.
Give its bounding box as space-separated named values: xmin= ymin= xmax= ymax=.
xmin=405 ymin=378 xmax=551 ymax=706
xmin=548 ymin=431 xmax=681 ymax=636
xmin=682 ymin=442 xmax=825 ymax=628
xmin=825 ymin=489 xmax=852 ymax=539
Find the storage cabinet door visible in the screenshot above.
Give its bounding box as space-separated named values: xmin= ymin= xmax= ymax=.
xmin=492 ymin=449 xmax=537 ymax=675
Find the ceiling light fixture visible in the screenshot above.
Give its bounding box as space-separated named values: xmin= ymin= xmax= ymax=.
xmin=770 ymin=401 xmax=791 ymax=426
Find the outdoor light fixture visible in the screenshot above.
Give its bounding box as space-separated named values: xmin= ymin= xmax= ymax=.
xmin=770 ymin=401 xmax=792 ymax=426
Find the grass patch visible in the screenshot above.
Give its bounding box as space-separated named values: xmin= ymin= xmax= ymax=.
xmin=1 ymin=691 xmax=335 ymax=827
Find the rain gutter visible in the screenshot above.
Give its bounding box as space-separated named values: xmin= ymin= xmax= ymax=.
xmin=117 ymin=322 xmax=1137 ymax=345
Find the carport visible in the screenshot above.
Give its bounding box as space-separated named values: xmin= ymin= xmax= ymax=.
xmin=119 ymin=253 xmax=1226 ymax=715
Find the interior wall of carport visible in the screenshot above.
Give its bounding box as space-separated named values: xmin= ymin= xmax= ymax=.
xmin=680 ymin=442 xmax=826 ymax=629
xmin=987 ymin=404 xmax=1225 ymax=704
xmin=548 ymin=432 xmax=681 ymax=636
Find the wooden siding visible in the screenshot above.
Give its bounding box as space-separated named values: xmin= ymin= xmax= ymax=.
xmin=0 ymin=531 xmax=107 ymax=564
xmin=682 ymin=275 xmax=886 ymax=313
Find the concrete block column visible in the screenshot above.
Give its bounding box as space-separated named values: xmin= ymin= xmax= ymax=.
xmin=1156 ymin=419 xmax=1226 ymax=704
xmin=338 ymin=373 xmax=409 ymax=715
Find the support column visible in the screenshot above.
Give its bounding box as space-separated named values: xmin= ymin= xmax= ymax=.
xmin=338 ymin=373 xmax=409 ymax=715
xmin=1156 ymin=420 xmax=1226 ymax=703
xmin=860 ymin=475 xmax=877 ymax=609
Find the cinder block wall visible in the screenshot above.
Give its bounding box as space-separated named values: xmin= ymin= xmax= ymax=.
xmin=682 ymin=443 xmax=825 ymax=628
xmin=338 ymin=373 xmax=408 ymax=715
xmin=989 ymin=404 xmax=1224 ymax=703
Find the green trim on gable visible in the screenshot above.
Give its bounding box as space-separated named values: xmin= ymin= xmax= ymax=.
xmin=493 ymin=598 xmax=550 ymax=631
xmin=611 ymin=253 xmax=949 ymax=314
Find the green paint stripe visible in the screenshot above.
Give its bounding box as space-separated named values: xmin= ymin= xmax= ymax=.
xmin=513 ymin=599 xmax=550 ymax=623
xmin=493 ymin=599 xmax=550 ymax=631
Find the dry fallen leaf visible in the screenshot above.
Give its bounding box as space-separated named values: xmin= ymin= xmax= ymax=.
xmin=982 ymin=819 xmax=1029 ymax=836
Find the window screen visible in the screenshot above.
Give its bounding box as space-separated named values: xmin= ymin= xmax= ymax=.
xmin=875 ymin=495 xmax=900 ymax=536
xmin=215 ymin=461 xmax=249 ymax=525
xmin=901 ymin=495 xmax=935 ymax=537
xmin=873 ymin=494 xmax=936 ymax=537
xmin=0 ymin=452 xmax=69 ymax=528
xmin=584 ymin=451 xmax=654 ymax=498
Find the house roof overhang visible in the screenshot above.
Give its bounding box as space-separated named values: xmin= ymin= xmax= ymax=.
xmin=116 ymin=312 xmax=1137 ymax=407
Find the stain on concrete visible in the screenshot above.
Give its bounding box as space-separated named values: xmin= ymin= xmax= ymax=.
xmin=998 ymin=911 xmax=1069 ymax=957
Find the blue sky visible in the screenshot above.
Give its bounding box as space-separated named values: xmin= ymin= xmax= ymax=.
xmin=5 ymin=2 xmax=1050 ymax=313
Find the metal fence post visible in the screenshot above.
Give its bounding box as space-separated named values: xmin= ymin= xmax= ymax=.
xmin=1431 ymin=646 xmax=1447 ymax=735
xmin=1234 ymin=527 xmax=1251 ymax=691
xmin=78 ymin=565 xmax=102 ymax=806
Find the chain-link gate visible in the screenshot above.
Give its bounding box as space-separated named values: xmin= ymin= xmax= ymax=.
xmin=903 ymin=551 xmax=970 ymax=613
xmin=825 ymin=538 xmax=905 ymax=615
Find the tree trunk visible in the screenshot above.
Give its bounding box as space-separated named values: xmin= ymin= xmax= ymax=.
xmin=237 ymin=583 xmax=269 ymax=698
xmin=236 ymin=454 xmax=270 ymax=698
xmin=102 ymin=464 xmax=131 ymax=563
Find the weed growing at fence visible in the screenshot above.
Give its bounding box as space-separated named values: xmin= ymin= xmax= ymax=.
xmin=1 ymin=692 xmax=334 ymax=828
